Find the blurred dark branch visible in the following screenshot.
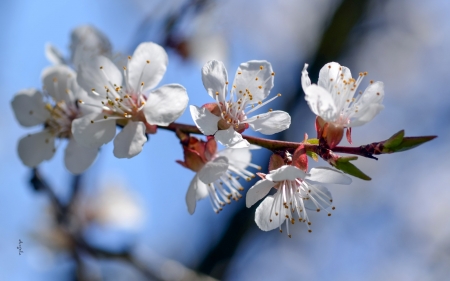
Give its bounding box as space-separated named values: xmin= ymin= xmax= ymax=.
xmin=195 ymin=0 xmax=382 ymax=278
xmin=29 ymin=168 xmax=216 ymax=281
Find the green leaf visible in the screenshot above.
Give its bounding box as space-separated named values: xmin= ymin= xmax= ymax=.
xmin=306 ymin=138 xmax=319 ymax=145
xmin=393 ymin=136 xmax=437 ymax=152
xmin=306 ymin=151 xmax=319 ymax=162
xmin=334 ymin=156 xmax=371 ymax=181
xmin=383 ymin=130 xmax=404 ymax=149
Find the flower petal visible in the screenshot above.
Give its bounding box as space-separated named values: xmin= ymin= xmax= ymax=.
xmin=143 ymin=84 xmax=188 ymax=126
xmin=245 ymin=110 xmax=291 ymax=135
xmin=255 ymin=196 xmax=283 ymax=231
xmin=128 ymin=42 xmax=168 ymax=92
xmin=198 ymin=156 xmax=229 ymax=184
xmin=186 ymin=174 xmax=208 ymax=215
xmin=303 ymin=185 xmax=333 ymax=211
xmin=45 ymin=43 xmax=66 ymax=65
xmin=18 ymin=131 xmax=55 ymax=167
xmin=318 ymin=62 xmax=352 ymax=91
xmin=113 ymin=121 xmax=147 ymax=158
xmin=349 ymin=81 xmax=385 ymax=127
xmin=214 ymin=127 xmax=250 ymax=148
xmin=41 ymin=65 xmax=78 ymax=104
xmin=70 ymin=25 xmax=112 ymax=67
xmin=266 ymin=165 xmax=306 ymax=182
xmin=246 ymin=179 xmax=275 ymax=207
xmin=217 ymin=147 xmax=251 ymax=170
xmin=233 ymin=60 xmax=274 ymax=103
xmin=306 ymin=167 xmax=352 ymax=185
xmin=77 ymin=55 xmax=122 ymax=98
xmin=301 ymin=63 xmax=311 ymax=89
xmin=72 ymin=112 xmax=116 ymax=148
xmin=11 ymin=89 xmax=50 ymax=127
xmin=303 ymin=84 xmax=337 ymax=122
xmin=189 ymin=105 xmax=220 ymax=135
xmin=202 ymin=60 xmax=228 ymax=101
xmin=64 ymin=137 xmax=98 ymax=174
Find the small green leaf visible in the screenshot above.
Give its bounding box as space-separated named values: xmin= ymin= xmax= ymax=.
xmin=334 ymin=156 xmax=371 ymax=181
xmin=306 ymin=151 xmax=319 ymax=162
xmin=306 ymin=138 xmax=319 ymax=145
xmin=383 ymin=130 xmax=405 ymax=149
xmin=392 ymin=136 xmax=437 ymax=152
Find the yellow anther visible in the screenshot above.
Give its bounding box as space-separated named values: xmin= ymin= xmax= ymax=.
xmin=255 ymin=77 xmax=259 ymax=81
xmin=370 ymin=80 xmax=374 ymax=84
xmin=90 ymin=120 xmax=94 ymax=124
xmin=377 ymin=92 xmax=380 ymax=96
xmin=328 ymin=65 xmax=331 ymax=69
xmin=128 ymin=56 xmax=131 ymax=60
xmin=123 ymin=66 xmax=127 ymax=70
xmin=78 ymin=100 xmax=83 ymax=103
xmin=271 ymin=72 xmax=275 ymax=76
xmin=146 ymin=60 xmax=150 ymax=63
xmin=239 ymin=90 xmax=242 ymax=94
xmin=364 ymin=71 xmax=368 ymax=76
xmin=259 ymin=65 xmax=263 ymax=70
xmin=91 ymin=88 xmax=95 ymax=92
xmin=258 ymin=86 xmax=262 ymax=89
xmin=141 ymin=82 xmax=144 ymax=86
xmin=268 ymin=109 xmax=273 ymax=112
xmin=277 ymin=93 xmax=281 ymax=97
xmin=225 ymin=81 xmax=229 ymax=85
xmin=104 ymin=115 xmax=108 ymax=119
xmin=100 ymin=66 xmax=103 ymax=69
xmin=115 ymin=98 xmax=119 ymax=101
xmin=258 ymin=101 xmax=262 ymax=104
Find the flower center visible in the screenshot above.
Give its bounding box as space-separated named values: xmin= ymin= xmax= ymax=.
xmin=44 ymin=101 xmax=78 ymax=138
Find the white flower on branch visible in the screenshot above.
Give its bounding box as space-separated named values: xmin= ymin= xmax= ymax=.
xmin=177 ymin=137 xmax=260 ymax=214
xmin=302 ymin=62 xmax=385 ymax=147
xmin=11 ymin=65 xmax=100 ymax=174
xmin=246 ymin=165 xmax=351 ymax=237
xmin=190 ymin=60 xmax=291 ymax=148
xmin=72 ymin=42 xmax=189 ymax=158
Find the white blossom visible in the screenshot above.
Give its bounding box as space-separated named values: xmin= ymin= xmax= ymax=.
xmin=11 ymin=65 xmax=99 ymax=174
xmin=183 ymin=140 xmax=260 ymax=214
xmin=246 ymin=165 xmax=351 ymax=237
xmin=302 ymin=62 xmax=385 ymax=128
xmin=190 ymin=60 xmax=291 ymax=148
xmin=72 ymin=42 xmax=189 ymax=158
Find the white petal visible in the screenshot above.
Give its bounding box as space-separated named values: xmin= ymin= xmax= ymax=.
xmin=11 ymin=89 xmax=50 ymax=127
xmin=72 ymin=113 xmax=116 ymax=148
xmin=246 ymin=179 xmax=275 ymax=208
xmin=318 ymin=62 xmax=352 ymax=90
xmin=70 ymin=25 xmax=112 ymax=67
xmin=198 ymin=156 xmax=229 ymax=184
xmin=41 ymin=65 xmax=77 ymax=104
xmin=306 ymin=167 xmax=352 ymax=185
xmin=45 ymin=43 xmax=66 ymax=65
xmin=113 ymin=121 xmax=147 ymax=158
xmin=128 ymin=42 xmax=168 ymax=92
xmin=303 ymin=84 xmax=338 ymax=122
xmin=18 ymin=131 xmax=55 ymax=167
xmin=349 ymin=81 xmax=385 ymax=127
xmin=255 ymin=196 xmax=283 ymax=231
xmin=246 ymin=110 xmax=291 ymax=135
xmin=301 ymin=63 xmax=311 ymax=89
xmin=304 ymin=185 xmax=333 ymax=211
xmin=64 ymin=137 xmax=98 ymax=174
xmin=217 ymin=147 xmax=251 ymax=170
xmin=233 ymin=60 xmax=274 ymax=103
xmin=186 ymin=174 xmax=208 ymax=215
xmin=77 ymin=55 xmax=122 ymax=97
xmin=214 ymin=127 xmax=250 ymax=148
xmin=189 ymin=105 xmax=220 ymax=135
xmin=143 ymin=84 xmax=188 ymax=126
xmin=266 ymin=165 xmax=306 ymax=182
xmin=201 ymin=60 xmax=228 ymax=101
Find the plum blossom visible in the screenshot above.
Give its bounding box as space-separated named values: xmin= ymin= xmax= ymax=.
xmin=11 ymin=65 xmax=99 ymax=174
xmin=246 ymin=153 xmax=351 ymax=237
xmin=190 ymin=60 xmax=291 ymax=148
xmin=177 ymin=136 xmax=260 ymax=214
xmin=72 ymin=42 xmax=189 ymax=158
xmin=46 ymin=24 xmax=112 ymax=68
xmin=302 ymin=62 xmax=384 ymax=147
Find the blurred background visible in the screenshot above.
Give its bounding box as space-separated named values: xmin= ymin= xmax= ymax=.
xmin=1 ymin=0 xmax=449 ymax=280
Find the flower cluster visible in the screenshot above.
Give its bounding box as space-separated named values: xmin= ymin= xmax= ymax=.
xmin=13 ymin=25 xmax=436 ymax=238
xmin=190 ymin=60 xmax=291 ymax=148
